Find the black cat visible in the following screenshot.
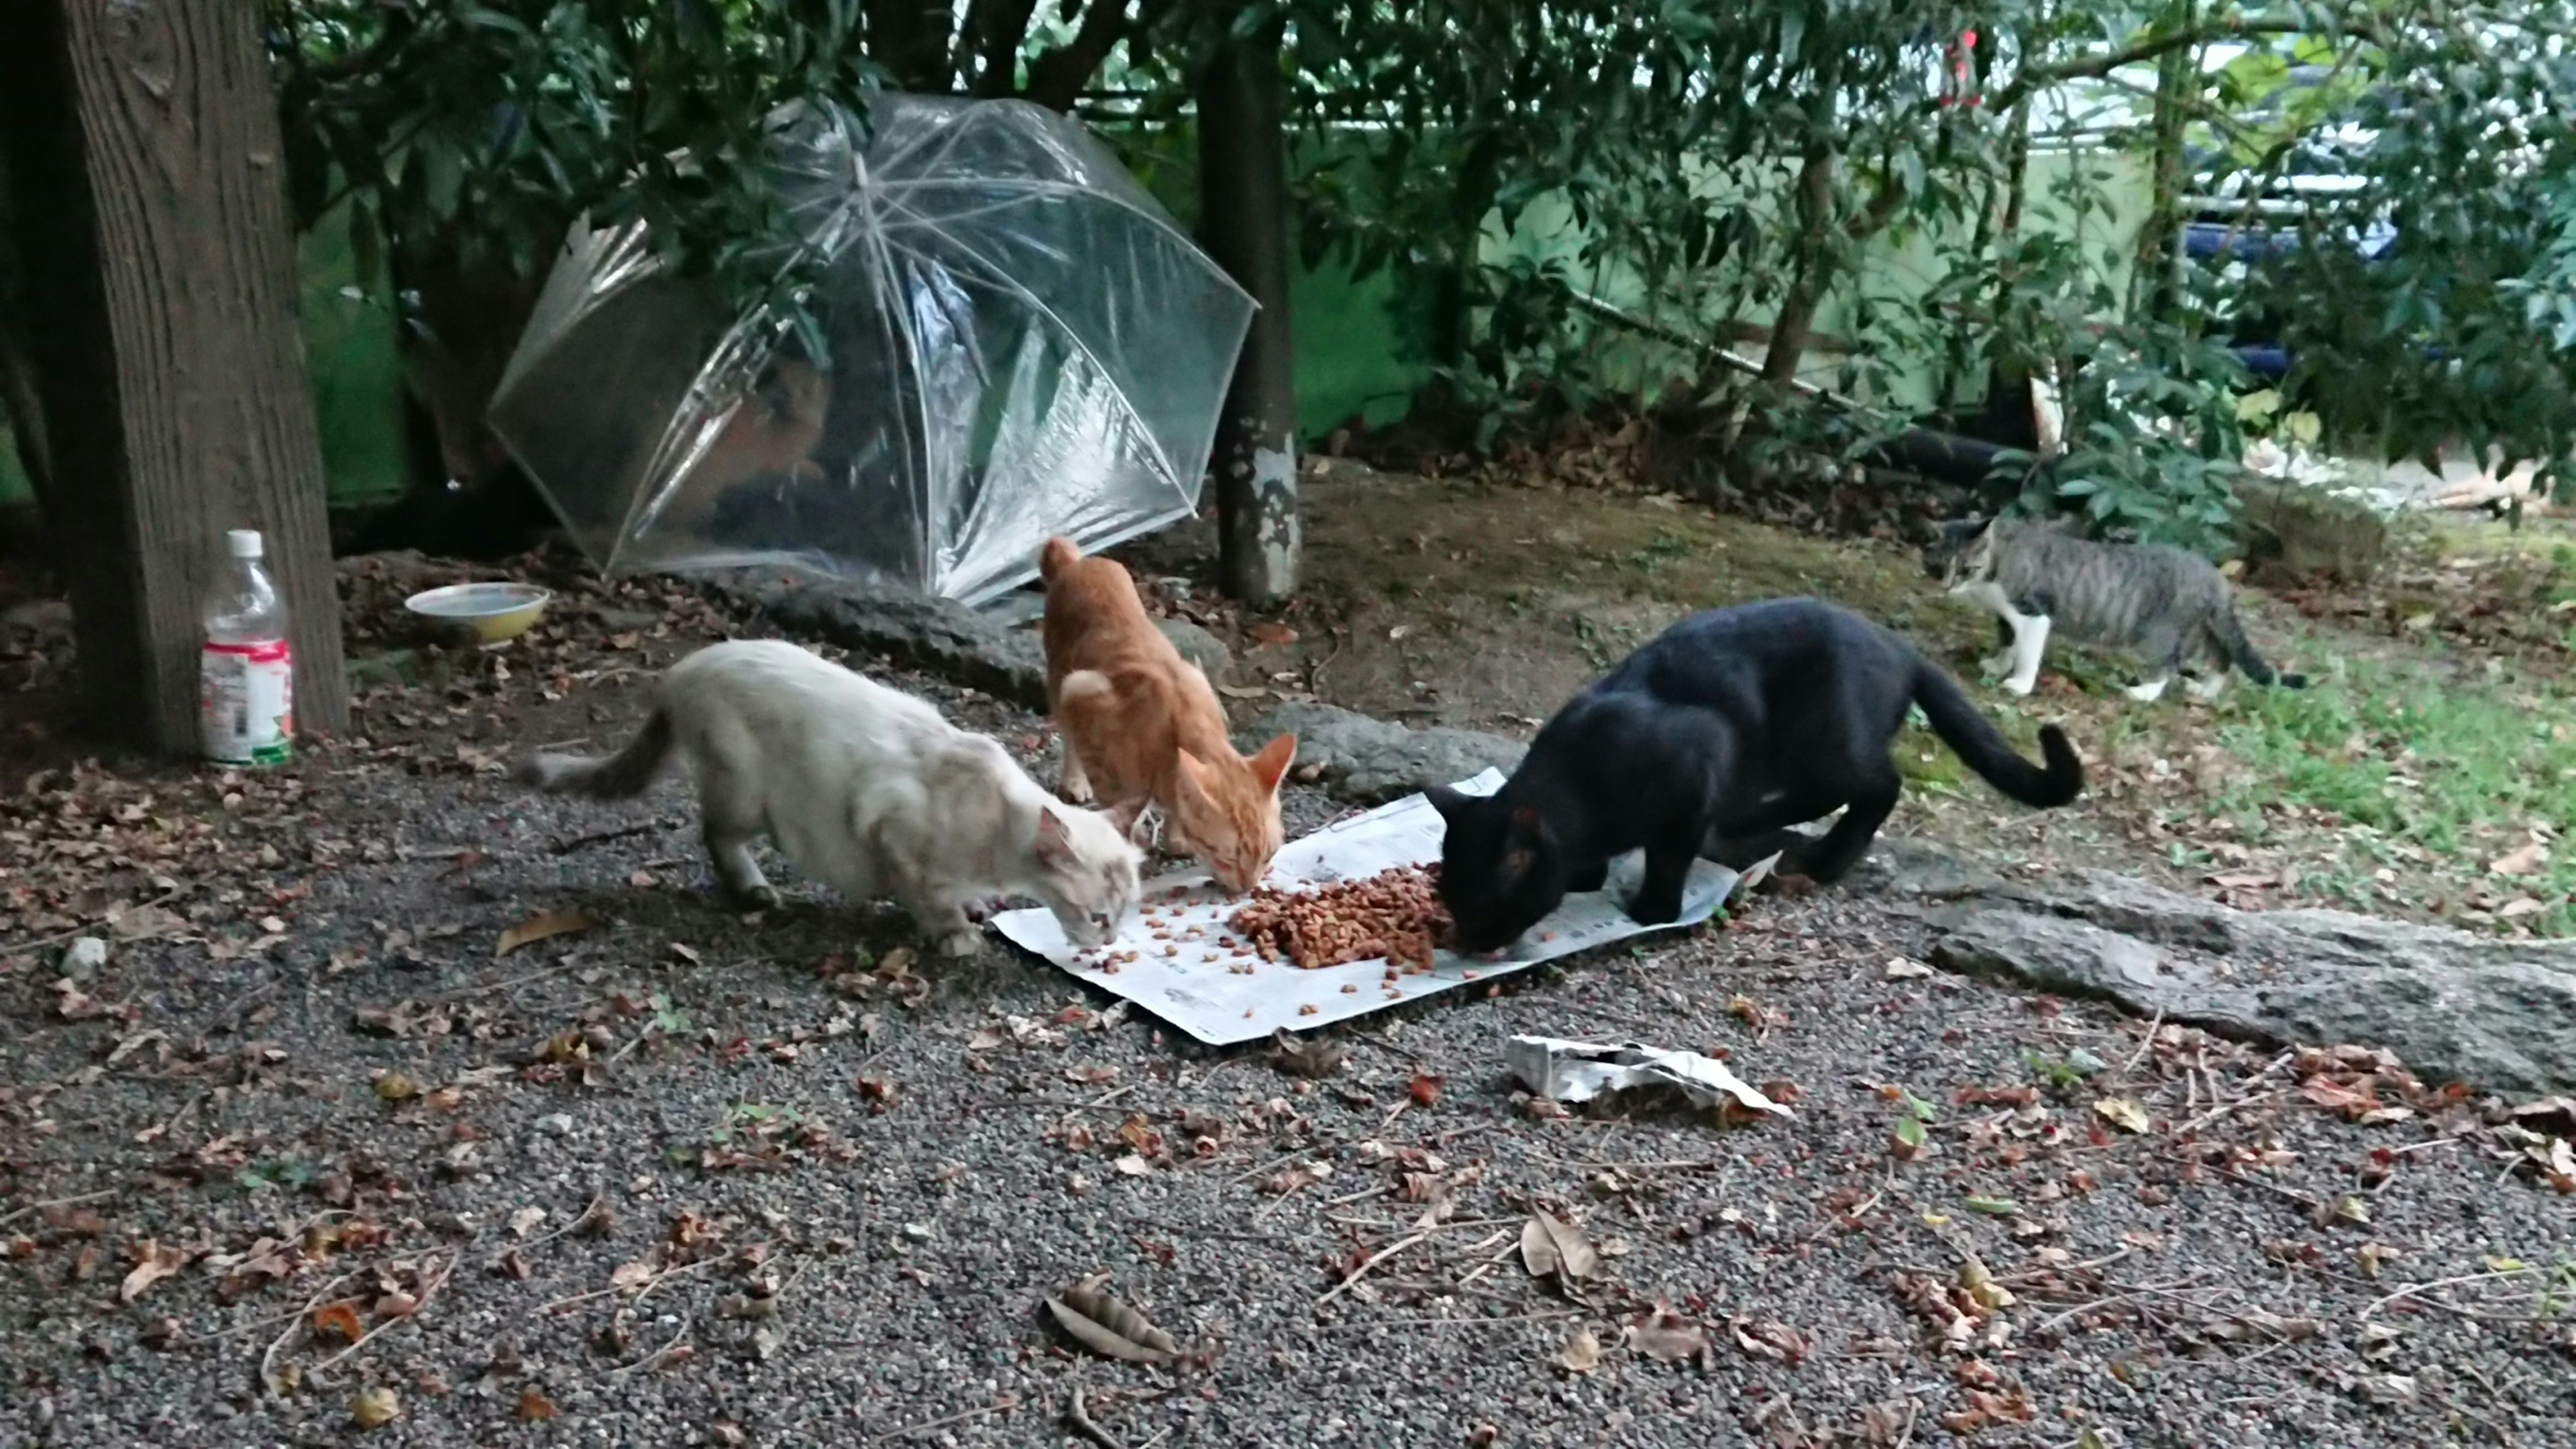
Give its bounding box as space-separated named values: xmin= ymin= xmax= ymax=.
xmin=1427 ymin=597 xmax=2084 ymax=952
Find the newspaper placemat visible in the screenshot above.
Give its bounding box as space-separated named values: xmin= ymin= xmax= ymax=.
xmin=992 ymin=769 xmax=1737 ymax=1046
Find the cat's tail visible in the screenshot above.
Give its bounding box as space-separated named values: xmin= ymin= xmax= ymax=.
xmin=515 ymin=708 xmax=676 ymax=800
xmin=2210 ymin=606 xmax=2306 ymax=688
xmin=1038 ymin=535 xmax=1083 ymax=584
xmin=1911 ymin=662 xmax=2085 ymax=808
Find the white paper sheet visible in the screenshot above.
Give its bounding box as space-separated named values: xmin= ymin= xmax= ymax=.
xmin=1503 ymin=1034 xmax=1794 ymax=1118
xmin=992 ymin=770 xmax=1739 ymax=1045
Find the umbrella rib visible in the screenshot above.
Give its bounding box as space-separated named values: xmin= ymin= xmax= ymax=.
xmin=875 ymin=229 xmax=1191 ymax=499
xmin=867 ymin=177 xmax=1241 ymax=289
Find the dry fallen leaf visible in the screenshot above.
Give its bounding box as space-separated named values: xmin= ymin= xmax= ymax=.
xmin=1267 ymin=1028 xmax=1346 ymax=1079
xmin=1553 ymin=1326 xmax=1603 ymax=1374
xmin=1883 ymin=957 xmax=1934 ymax=980
xmin=352 ymin=1385 xmax=401 ymax=1430
xmin=117 ymin=1238 xmax=189 ymax=1303
xmin=2489 ymin=843 xmax=2550 ymax=878
xmin=1519 ymin=1213 xmax=1600 ymax=1283
xmin=1731 ymin=1317 xmax=1812 ymax=1364
xmin=2093 ymin=1097 xmax=2151 ymax=1134
xmin=312 ymin=1300 xmax=366 ymax=1343
xmin=516 ymin=1389 xmax=558 ymax=1423
xmin=1625 ymin=1303 xmax=1711 ymax=1363
xmin=372 ymin=1070 xmax=420 ymax=1103
xmin=496 ymin=909 xmax=596 ymax=957
xmin=1407 ymin=1071 xmax=1445 ymax=1107
xmin=1045 ymin=1273 xmax=1179 ymax=1363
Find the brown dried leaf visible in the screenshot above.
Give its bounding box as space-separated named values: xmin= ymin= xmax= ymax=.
xmin=1731 ymin=1316 xmax=1813 ymax=1365
xmin=1044 ymin=1273 xmax=1178 ymax=1362
xmin=1408 ymin=1071 xmax=1445 ymax=1106
xmin=1268 ymin=1028 xmax=1346 ymax=1079
xmin=312 ymin=1301 xmax=366 ymax=1343
xmin=1554 ymin=1326 xmax=1603 ymax=1374
xmin=1625 ymin=1303 xmax=1711 ymax=1362
xmin=117 ymin=1238 xmax=189 ymax=1303
xmin=516 ymin=1389 xmax=558 ymax=1423
xmin=1519 ymin=1213 xmax=1600 ymax=1283
xmin=495 ymin=910 xmax=596 ymax=957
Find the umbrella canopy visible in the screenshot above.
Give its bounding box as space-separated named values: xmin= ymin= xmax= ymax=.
xmin=490 ymin=95 xmax=1254 ymax=605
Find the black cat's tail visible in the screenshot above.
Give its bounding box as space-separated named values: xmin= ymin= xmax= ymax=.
xmin=2210 ymin=605 xmax=2306 ymax=688
xmin=515 ymin=707 xmax=676 ymax=800
xmin=1911 ymin=663 xmax=2084 ymax=808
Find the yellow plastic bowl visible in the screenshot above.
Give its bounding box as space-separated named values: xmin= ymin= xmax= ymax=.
xmin=404 ymin=582 xmax=553 ymax=645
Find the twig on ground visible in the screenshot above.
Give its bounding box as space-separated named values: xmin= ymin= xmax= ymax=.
xmin=2364 ymin=1265 xmax=2538 ymax=1321
xmin=309 ymin=1241 xmax=473 ymax=1377
xmin=2174 ymin=1089 xmax=2288 ymax=1137
xmin=608 ymin=1315 xmax=696 ymax=1378
xmin=552 ymin=819 xmax=672 ymax=855
xmin=1315 ymin=1231 xmax=1432 ymax=1311
xmin=2123 ymin=1009 xmax=2165 ymax=1076
xmin=1065 ymin=1388 xmax=1124 ymax=1449
xmin=868 ymin=1396 xmax=1021 ymax=1444
xmin=500 ymin=1195 xmax=609 ymax=1259
xmin=537 ymin=1252 xmax=732 ymax=1314
xmin=0 ymin=1189 xmax=117 ymax=1230
xmin=1315 ymin=1308 xmax=1580 ymax=1332
xmin=0 ymin=886 xmax=184 ymax=957
xmin=260 ymin=1271 xmax=364 ymax=1397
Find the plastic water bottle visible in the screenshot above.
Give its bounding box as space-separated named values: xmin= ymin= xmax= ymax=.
xmin=199 ymin=529 xmax=294 ymax=765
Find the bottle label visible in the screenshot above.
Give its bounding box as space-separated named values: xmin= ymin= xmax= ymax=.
xmin=201 ymin=639 xmax=294 ymax=766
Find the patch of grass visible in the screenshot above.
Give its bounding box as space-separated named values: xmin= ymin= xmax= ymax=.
xmin=2199 ymin=659 xmax=2576 ymax=932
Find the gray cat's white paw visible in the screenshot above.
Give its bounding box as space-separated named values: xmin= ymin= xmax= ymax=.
xmin=935 ymin=927 xmax=983 ymax=957
xmin=2002 ymin=676 xmax=2037 ymax=698
xmin=1978 ymin=654 xmax=2013 ymax=679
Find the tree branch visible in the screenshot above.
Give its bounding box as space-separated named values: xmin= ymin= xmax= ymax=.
xmin=1024 ymin=0 xmax=1136 ymax=111
xmin=970 ymin=0 xmax=1042 ymax=99
xmin=1988 ymin=14 xmax=2326 ymax=114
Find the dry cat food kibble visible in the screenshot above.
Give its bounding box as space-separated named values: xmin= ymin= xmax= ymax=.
xmin=1228 ymin=865 xmax=1452 ymax=971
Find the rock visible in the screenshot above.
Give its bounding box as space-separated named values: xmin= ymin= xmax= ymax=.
xmin=1156 ymin=618 xmax=1232 ymax=679
xmin=1243 ymin=702 xmax=1525 ymax=805
xmin=1881 ymin=851 xmax=2576 ymax=1096
xmin=60 ymin=936 xmax=109 ymax=980
xmin=2238 ymin=475 xmax=2390 ymax=584
xmin=702 ymin=570 xmax=1048 ymax=708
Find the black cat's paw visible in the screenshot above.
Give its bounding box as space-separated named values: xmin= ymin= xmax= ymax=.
xmin=1623 ymin=888 xmax=1683 ymax=926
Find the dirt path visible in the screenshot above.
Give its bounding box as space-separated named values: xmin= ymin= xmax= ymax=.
xmin=2 ymin=560 xmax=2571 ymax=1447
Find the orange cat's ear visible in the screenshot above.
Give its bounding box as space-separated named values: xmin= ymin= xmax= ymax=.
xmin=1172 ymin=749 xmax=1219 ymax=810
xmin=1247 ymin=734 xmax=1297 ymax=795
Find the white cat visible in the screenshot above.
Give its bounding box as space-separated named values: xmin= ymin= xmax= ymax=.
xmin=517 ymin=639 xmax=1142 ymax=956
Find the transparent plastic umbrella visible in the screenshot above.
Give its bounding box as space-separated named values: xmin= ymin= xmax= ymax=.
xmin=489 ymin=94 xmax=1254 ymax=605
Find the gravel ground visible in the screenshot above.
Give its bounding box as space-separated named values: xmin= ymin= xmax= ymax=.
xmin=3 ymin=559 xmax=2573 ymax=1449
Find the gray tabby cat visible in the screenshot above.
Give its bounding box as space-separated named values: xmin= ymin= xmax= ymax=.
xmin=1921 ymin=517 xmax=2306 ymax=702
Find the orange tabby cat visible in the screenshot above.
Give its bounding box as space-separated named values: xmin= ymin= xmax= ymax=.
xmin=1039 ymin=537 xmax=1296 ymax=895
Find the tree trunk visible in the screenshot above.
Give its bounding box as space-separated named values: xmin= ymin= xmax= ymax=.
xmin=869 ymin=0 xmax=960 ymax=93
xmin=1196 ymin=19 xmax=1299 ymax=606
xmin=2135 ymin=3 xmax=2197 ymax=323
xmin=0 ymin=0 xmax=349 ymax=752
xmin=1760 ymin=144 xmax=1841 ymax=385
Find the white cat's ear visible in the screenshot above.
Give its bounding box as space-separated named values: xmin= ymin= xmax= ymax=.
xmin=1103 ymin=798 xmax=1148 ymax=839
xmin=1247 ymin=733 xmax=1297 ymax=796
xmin=1032 ymin=806 xmax=1075 ymax=867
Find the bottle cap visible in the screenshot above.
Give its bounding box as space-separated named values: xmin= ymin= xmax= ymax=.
xmin=227 ymin=529 xmax=264 ymax=559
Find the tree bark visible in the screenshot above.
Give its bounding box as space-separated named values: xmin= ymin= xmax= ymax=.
xmin=2135 ymin=3 xmax=2198 ymax=323
xmin=1196 ymin=19 xmax=1299 ymax=605
xmin=869 ymin=0 xmax=960 ymax=93
xmin=0 ymin=0 xmax=349 ymax=752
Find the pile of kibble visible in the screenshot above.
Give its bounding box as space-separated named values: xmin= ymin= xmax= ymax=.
xmin=1228 ymin=865 xmax=1452 ymax=971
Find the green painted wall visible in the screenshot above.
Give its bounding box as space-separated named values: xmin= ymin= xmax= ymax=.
xmin=0 ymin=144 xmax=2146 ymax=508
